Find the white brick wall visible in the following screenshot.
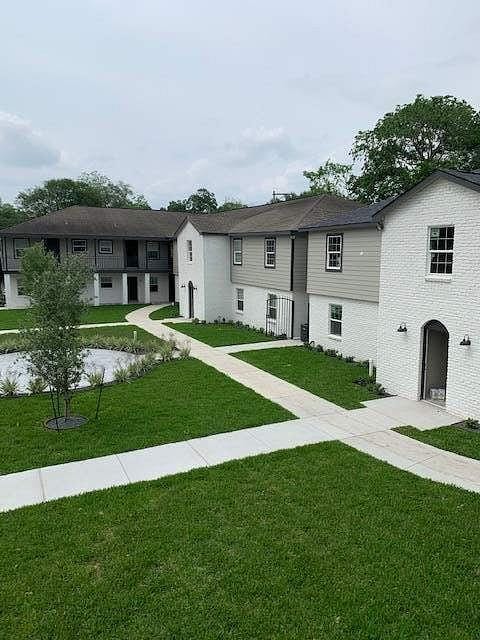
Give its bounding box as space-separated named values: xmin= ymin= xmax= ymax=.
xmin=377 ymin=177 xmax=480 ymax=419
xmin=177 ymin=222 xmax=205 ymax=319
xmin=231 ymin=283 xmax=294 ymax=333
xmin=309 ymin=293 xmax=378 ymax=362
xmin=204 ymin=235 xmax=232 ymax=321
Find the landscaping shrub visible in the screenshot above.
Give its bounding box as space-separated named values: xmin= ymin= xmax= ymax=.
xmin=178 ymin=342 xmax=191 ymax=359
xmin=159 ymin=342 xmax=175 ymax=362
xmin=26 ymin=376 xmax=48 ymax=395
xmin=86 ymin=369 xmax=105 ymax=387
xmin=113 ymin=365 xmax=130 ymax=384
xmin=0 ymin=373 xmax=20 ymax=397
xmin=464 ymin=417 xmax=480 ymax=430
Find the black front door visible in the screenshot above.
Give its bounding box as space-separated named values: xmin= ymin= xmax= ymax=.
xmin=44 ymin=238 xmax=60 ymax=259
xmin=188 ymin=281 xmax=194 ymax=318
xmin=168 ymin=274 xmax=176 ymax=302
xmin=127 ymin=276 xmax=138 ymax=302
xmin=125 ymin=240 xmax=139 ymax=268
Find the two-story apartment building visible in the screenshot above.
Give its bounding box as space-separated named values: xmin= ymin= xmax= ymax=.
xmin=175 ymin=194 xmax=361 ymax=338
xmin=0 ymin=206 xmax=185 ymax=308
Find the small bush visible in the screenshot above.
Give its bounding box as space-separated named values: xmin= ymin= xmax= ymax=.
xmin=86 ymin=368 xmax=105 ymax=387
xmin=113 ymin=365 xmax=130 ymax=384
xmin=159 ymin=342 xmax=174 ymax=362
xmin=324 ymin=348 xmax=338 ymax=358
xmin=0 ymin=374 xmax=20 ymax=397
xmin=166 ymin=333 xmax=177 ymax=351
xmin=316 ymin=344 xmax=324 ymax=353
xmin=27 ymin=376 xmax=48 ymax=395
xmin=464 ymin=417 xmax=480 ymax=430
xmin=178 ymin=342 xmax=191 ymax=359
xmin=344 ymin=355 xmax=355 ymax=363
xmin=192 ymin=317 xmax=200 ymax=324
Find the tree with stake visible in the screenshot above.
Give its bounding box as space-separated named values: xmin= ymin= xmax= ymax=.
xmin=20 ymin=244 xmax=92 ymax=429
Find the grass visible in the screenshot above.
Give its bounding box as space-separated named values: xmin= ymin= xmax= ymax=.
xmin=0 ymin=358 xmax=291 ymax=475
xmin=0 ymin=304 xmax=147 ymax=330
xmin=235 ymin=346 xmax=381 ymax=409
xmin=165 ymin=321 xmax=277 ymax=347
xmin=149 ymin=303 xmax=180 ymax=320
xmin=397 ymin=423 xmax=480 ymax=460
xmin=2 ymin=442 xmax=480 ymax=639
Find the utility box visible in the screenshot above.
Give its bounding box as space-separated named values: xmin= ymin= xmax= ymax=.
xmin=300 ymin=323 xmax=309 ymax=343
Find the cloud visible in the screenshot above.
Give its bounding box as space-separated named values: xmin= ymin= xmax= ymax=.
xmin=222 ymin=126 xmax=296 ymax=168
xmin=0 ymin=112 xmax=61 ymax=168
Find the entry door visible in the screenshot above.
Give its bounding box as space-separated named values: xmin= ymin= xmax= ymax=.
xmin=125 ymin=240 xmax=139 ymax=268
xmin=44 ymin=238 xmax=60 ymax=259
xmin=188 ymin=281 xmax=194 ymax=318
xmin=422 ymin=322 xmax=449 ymax=403
xmin=127 ymin=276 xmax=138 ymax=302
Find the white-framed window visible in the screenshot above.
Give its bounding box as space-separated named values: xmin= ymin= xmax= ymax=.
xmin=329 ymin=304 xmax=342 ymax=336
xmin=186 ymin=240 xmax=193 ymax=262
xmin=232 ymin=238 xmax=243 ymax=265
xmin=326 ymin=234 xmax=343 ymax=271
xmin=72 ymin=239 xmax=87 ymax=253
xmin=13 ymin=238 xmax=29 ymax=259
xmin=150 ymin=276 xmax=158 ymax=292
xmin=147 ymin=241 xmax=160 ymax=260
xmin=428 ymin=226 xmax=454 ymax=275
xmin=100 ymin=276 xmax=113 ymax=289
xmin=98 ymin=239 xmax=113 ymax=254
xmin=267 ymin=293 xmax=277 ymax=320
xmin=236 ymin=288 xmax=244 ymax=312
xmin=264 ymin=237 xmax=276 ymax=268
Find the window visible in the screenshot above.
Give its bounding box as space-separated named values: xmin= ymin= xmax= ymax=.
xmin=100 ymin=276 xmax=113 ymax=289
xmin=267 ymin=293 xmax=277 ymax=320
xmin=326 ymin=234 xmax=343 ymax=271
xmin=17 ymin=277 xmax=26 ymax=296
xmin=147 ymin=241 xmax=160 ymax=260
xmin=13 ymin=238 xmax=28 ymax=259
xmin=236 ymin=288 xmax=244 ymax=312
xmin=186 ymin=240 xmax=193 ymax=262
xmin=329 ymin=304 xmax=342 ymax=336
xmin=150 ymin=276 xmax=158 ymax=292
xmin=98 ymin=240 xmax=113 ymax=254
xmin=232 ymin=238 xmax=243 ymax=265
xmin=429 ymin=226 xmax=454 ymax=275
xmin=72 ymin=239 xmax=87 ymax=253
xmin=264 ymin=237 xmax=276 ymax=268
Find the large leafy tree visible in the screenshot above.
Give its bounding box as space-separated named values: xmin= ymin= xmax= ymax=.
xmin=302 ymin=159 xmax=353 ymax=198
xmin=350 ymin=94 xmax=480 ymax=201
xmin=217 ymin=199 xmax=246 ymax=212
xmin=167 ymin=187 xmax=218 ymax=213
xmin=16 ymin=171 xmax=150 ymax=218
xmin=0 ymin=199 xmax=26 ymax=230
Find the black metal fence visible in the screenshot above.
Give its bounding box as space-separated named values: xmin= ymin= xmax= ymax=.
xmin=265 ymin=295 xmax=294 ymax=338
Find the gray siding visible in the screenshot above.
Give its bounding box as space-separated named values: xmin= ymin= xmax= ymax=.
xmin=307 ymin=226 xmax=381 ymax=302
xmin=230 ymin=235 xmax=291 ymax=290
xmin=292 ymin=233 xmax=307 ymax=292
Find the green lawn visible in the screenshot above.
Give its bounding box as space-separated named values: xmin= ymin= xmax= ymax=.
xmin=0 ymin=358 xmax=291 ymax=475
xmin=235 ymin=346 xmax=381 ymax=409
xmin=165 ymin=321 xmax=277 ymax=347
xmin=0 ymin=304 xmax=147 ymax=330
xmin=397 ymin=424 xmax=480 ymax=460
xmin=2 ymin=442 xmax=480 ymax=639
xmin=149 ymin=303 xmax=180 ymax=320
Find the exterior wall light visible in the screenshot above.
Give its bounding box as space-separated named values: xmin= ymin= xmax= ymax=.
xmin=460 ymin=335 xmax=471 ymax=346
xmin=397 ymin=323 xmax=407 ymax=333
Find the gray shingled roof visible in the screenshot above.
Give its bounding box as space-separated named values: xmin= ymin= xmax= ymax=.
xmin=0 ymin=206 xmax=187 ymax=238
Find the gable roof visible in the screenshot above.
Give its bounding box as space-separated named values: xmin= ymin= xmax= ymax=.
xmin=372 ymin=169 xmax=480 ymax=220
xmin=0 ymin=206 xmax=187 ymax=239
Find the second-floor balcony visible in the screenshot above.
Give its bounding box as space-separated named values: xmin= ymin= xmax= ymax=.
xmin=3 ymin=252 xmax=172 ymax=273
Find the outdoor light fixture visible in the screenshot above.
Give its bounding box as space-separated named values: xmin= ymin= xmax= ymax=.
xmin=460 ymin=334 xmax=471 ymax=346
xmin=397 ymin=323 xmax=407 ymax=333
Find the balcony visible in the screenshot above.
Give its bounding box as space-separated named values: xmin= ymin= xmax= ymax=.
xmin=3 ymin=254 xmax=172 ymax=273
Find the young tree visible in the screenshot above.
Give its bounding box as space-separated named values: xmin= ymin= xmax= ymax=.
xmin=16 ymin=172 xmax=150 ymax=218
xmin=21 ymin=244 xmax=92 ymax=424
xmin=302 ymin=159 xmax=353 ymax=198
xmin=350 ymin=94 xmax=480 ymax=201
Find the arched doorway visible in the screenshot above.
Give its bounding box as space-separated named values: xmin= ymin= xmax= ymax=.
xmin=188 ymin=281 xmax=194 ymax=319
xmin=421 ymin=320 xmax=449 ymax=405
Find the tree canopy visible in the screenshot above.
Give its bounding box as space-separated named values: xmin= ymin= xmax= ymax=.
xmin=167 ymin=187 xmax=219 ymax=213
xmin=349 ymin=94 xmax=480 ymax=201
xmin=16 ymin=171 xmax=150 ymax=219
xmin=302 ymin=160 xmax=353 ymax=198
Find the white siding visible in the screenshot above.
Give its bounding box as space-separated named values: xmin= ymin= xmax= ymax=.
xmin=204 ymin=235 xmax=231 ymax=321
xmin=177 ymin=222 xmax=205 ymax=319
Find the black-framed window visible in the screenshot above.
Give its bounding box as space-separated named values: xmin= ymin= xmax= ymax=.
xmin=100 ymin=276 xmax=113 ymax=289
xmin=72 ymin=239 xmax=87 ymax=253
xmin=236 ymin=287 xmax=244 ymax=312
xmin=232 ymin=238 xmax=243 ymax=265
xmin=267 ymin=293 xmax=277 ymax=320
xmin=264 ymin=237 xmax=276 ymax=268
xmin=147 ymin=241 xmax=160 ymax=260
xmin=150 ymin=276 xmax=159 ymax=292
xmin=13 ymin=238 xmax=29 ymax=259
xmin=326 ymin=234 xmax=343 ymax=271
xmin=186 ymin=240 xmax=193 ymax=262
xmin=329 ymin=304 xmax=342 ymax=336
xmin=98 ymin=239 xmax=113 ymax=254
xmin=428 ymin=226 xmax=454 ymax=275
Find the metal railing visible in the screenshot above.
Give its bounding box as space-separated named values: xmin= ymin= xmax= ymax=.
xmin=3 ymin=254 xmax=172 ymax=272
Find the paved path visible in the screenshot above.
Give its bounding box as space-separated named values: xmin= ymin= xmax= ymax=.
xmin=2 ymin=305 xmax=477 ymax=513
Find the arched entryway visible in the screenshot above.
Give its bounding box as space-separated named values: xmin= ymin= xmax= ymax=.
xmin=421 ymin=320 xmax=449 ymax=405
xmin=188 ymin=281 xmax=194 ymax=319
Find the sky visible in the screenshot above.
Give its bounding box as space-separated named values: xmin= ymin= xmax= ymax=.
xmin=1 ymin=0 xmax=480 ymax=208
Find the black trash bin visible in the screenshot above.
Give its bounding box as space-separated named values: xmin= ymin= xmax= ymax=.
xmin=300 ymin=323 xmax=309 ymax=343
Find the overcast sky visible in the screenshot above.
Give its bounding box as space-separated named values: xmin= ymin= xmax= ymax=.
xmin=1 ymin=0 xmax=479 ymax=208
